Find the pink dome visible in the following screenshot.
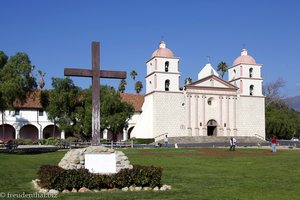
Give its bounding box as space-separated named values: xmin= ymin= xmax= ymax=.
xmin=233 ymin=49 xmax=256 ymax=66
xmin=151 ymin=41 xmax=174 ymax=58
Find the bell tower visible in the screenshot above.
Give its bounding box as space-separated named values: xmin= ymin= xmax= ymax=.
xmin=145 ymin=41 xmax=180 ymax=94
xmin=228 ymin=49 xmax=263 ymax=96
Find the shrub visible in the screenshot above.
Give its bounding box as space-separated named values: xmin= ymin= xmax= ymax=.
xmin=130 ymin=138 xmax=155 ymax=144
xmin=65 ymin=137 xmax=79 ymax=144
xmin=33 ymin=139 xmax=46 ymax=145
xmin=37 ymin=165 xmax=162 ymax=191
xmin=15 ymin=138 xmax=33 ymax=145
xmin=46 ymin=137 xmax=63 ymax=146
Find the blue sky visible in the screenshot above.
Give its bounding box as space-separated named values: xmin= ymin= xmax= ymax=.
xmin=1 ymin=0 xmax=300 ymax=97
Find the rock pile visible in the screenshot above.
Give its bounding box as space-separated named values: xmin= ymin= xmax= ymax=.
xmin=58 ymin=146 xmax=132 ymax=173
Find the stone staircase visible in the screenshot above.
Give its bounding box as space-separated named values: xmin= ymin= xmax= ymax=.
xmin=155 ymin=136 xmax=266 ymax=145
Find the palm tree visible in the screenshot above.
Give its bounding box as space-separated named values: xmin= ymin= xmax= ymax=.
xmin=37 ymin=70 xmax=46 ymax=90
xmin=130 ymin=70 xmax=138 ymax=81
xmin=184 ymin=77 xmax=193 ymax=85
xmin=118 ymin=79 xmax=127 ymax=93
xmin=134 ymin=81 xmax=143 ymax=94
xmin=217 ymin=61 xmax=228 ymax=79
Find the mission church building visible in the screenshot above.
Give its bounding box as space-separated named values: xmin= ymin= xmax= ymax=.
xmin=0 ymin=41 xmax=265 ymax=142
xmin=130 ymin=41 xmax=265 ymax=140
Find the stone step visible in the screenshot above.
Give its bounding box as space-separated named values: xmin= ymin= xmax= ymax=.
xmin=156 ymin=136 xmax=265 ymax=144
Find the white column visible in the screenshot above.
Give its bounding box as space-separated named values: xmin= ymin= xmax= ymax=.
xmin=60 ymin=130 xmax=65 ymax=139
xmin=226 ymin=96 xmax=231 ymax=136
xmin=194 ymin=95 xmax=199 ymax=136
xmin=202 ymin=95 xmax=206 ymax=136
xmin=123 ymin=129 xmax=128 ymax=141
xmin=219 ymin=96 xmax=223 ymax=136
xmin=187 ymin=94 xmax=192 ymax=136
xmin=103 ymin=129 xmax=108 ymax=140
xmin=233 ymin=97 xmax=237 ymax=136
xmin=15 ymin=128 xmax=20 ymax=139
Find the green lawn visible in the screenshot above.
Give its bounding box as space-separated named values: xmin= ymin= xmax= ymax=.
xmin=0 ymin=148 xmax=300 ymax=200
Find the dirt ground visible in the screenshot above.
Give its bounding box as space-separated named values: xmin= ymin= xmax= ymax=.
xmin=138 ymin=148 xmax=275 ymax=157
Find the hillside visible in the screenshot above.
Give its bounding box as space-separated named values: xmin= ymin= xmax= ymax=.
xmin=285 ymin=95 xmax=300 ymax=112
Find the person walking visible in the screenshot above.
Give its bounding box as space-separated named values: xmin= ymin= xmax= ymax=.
xmin=229 ymin=137 xmax=236 ymax=151
xmin=271 ymin=136 xmax=277 ymax=153
xmin=164 ymin=134 xmax=169 ymax=147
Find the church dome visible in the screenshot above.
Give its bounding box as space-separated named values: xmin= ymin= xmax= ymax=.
xmin=233 ymin=49 xmax=256 ymax=66
xmin=151 ymin=41 xmax=174 ymax=58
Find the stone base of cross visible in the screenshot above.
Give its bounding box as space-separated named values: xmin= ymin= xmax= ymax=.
xmin=64 ymin=42 xmax=126 ymax=145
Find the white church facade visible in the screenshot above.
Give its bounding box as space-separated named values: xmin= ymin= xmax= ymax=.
xmin=130 ymin=41 xmax=265 ymax=140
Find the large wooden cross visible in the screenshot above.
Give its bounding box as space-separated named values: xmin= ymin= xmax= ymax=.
xmin=64 ymin=42 xmax=126 ymax=146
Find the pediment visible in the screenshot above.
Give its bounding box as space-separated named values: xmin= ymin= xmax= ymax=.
xmin=186 ymin=75 xmax=238 ymax=90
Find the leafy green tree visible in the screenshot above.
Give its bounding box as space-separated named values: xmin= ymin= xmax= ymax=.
xmin=44 ymin=77 xmax=83 ymax=136
xmin=42 ymin=80 xmax=134 ymax=140
xmin=100 ymin=86 xmax=134 ymax=137
xmin=216 ymin=61 xmax=228 ymax=79
xmin=0 ymin=51 xmax=8 ymax=69
xmin=130 ymin=70 xmax=138 ymax=81
xmin=266 ymin=103 xmax=300 ymax=139
xmin=118 ymin=79 xmax=127 ymax=93
xmin=0 ymin=52 xmax=37 ymax=136
xmin=134 ymin=81 xmax=143 ymax=94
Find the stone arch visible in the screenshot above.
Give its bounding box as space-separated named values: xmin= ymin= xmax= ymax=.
xmin=127 ymin=126 xmax=134 ymax=139
xmin=207 ymin=119 xmax=217 ymax=136
xmin=0 ymin=124 xmax=16 ymax=139
xmin=20 ymin=124 xmax=39 ymax=140
xmin=43 ymin=125 xmax=60 ymax=139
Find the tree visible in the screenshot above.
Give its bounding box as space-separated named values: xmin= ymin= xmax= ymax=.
xmin=37 ymin=70 xmax=46 ymax=90
xmin=0 ymin=51 xmax=8 ymax=69
xmin=44 ymin=77 xmax=83 ymax=136
xmin=42 ymin=80 xmax=134 ymax=140
xmin=100 ymin=86 xmax=134 ymax=136
xmin=184 ymin=77 xmax=192 ymax=85
xmin=118 ymin=79 xmax=127 ymax=93
xmin=266 ymin=104 xmax=300 ymax=139
xmin=216 ymin=61 xmax=228 ymax=79
xmin=134 ymin=81 xmax=143 ymax=94
xmin=0 ymin=52 xmax=37 ymax=137
xmin=263 ymin=78 xmax=300 ymax=139
xmin=263 ymin=78 xmax=286 ymax=107
xmin=130 ymin=70 xmax=138 ymax=81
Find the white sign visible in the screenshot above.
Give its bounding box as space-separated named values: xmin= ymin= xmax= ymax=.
xmin=84 ymin=153 xmax=116 ymax=174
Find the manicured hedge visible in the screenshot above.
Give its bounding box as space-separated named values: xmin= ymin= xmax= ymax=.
xmin=130 ymin=138 xmax=155 ymax=144
xmin=37 ymin=165 xmax=162 ymax=191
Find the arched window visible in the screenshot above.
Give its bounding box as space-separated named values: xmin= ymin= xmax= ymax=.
xmin=249 ymin=68 xmax=253 ymax=78
xmin=250 ymin=85 xmax=254 ymax=96
xmin=165 ymin=79 xmax=170 ymax=91
xmin=233 ymin=69 xmax=236 ymax=79
xmin=165 ymin=61 xmax=169 ymax=72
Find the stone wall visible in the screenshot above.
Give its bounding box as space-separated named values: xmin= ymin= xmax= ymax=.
xmin=58 ymin=146 xmax=133 ymax=173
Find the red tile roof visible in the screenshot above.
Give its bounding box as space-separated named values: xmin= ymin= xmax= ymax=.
xmin=120 ymin=93 xmax=144 ymax=112
xmin=13 ymin=90 xmax=145 ymax=113
xmin=13 ymin=90 xmax=43 ymax=109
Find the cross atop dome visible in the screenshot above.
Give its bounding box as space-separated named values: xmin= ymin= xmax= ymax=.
xmin=159 ymin=41 xmax=166 ymax=48
xmin=151 ymin=40 xmax=174 ymax=58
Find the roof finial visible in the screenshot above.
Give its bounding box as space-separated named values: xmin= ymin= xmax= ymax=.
xmin=207 ymin=56 xmax=211 ymax=64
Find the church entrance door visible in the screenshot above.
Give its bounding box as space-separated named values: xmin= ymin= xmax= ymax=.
xmin=207 ymin=120 xmax=217 ymax=136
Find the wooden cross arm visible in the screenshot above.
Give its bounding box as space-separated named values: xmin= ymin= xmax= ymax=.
xmin=64 ymin=68 xmax=127 ymax=79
